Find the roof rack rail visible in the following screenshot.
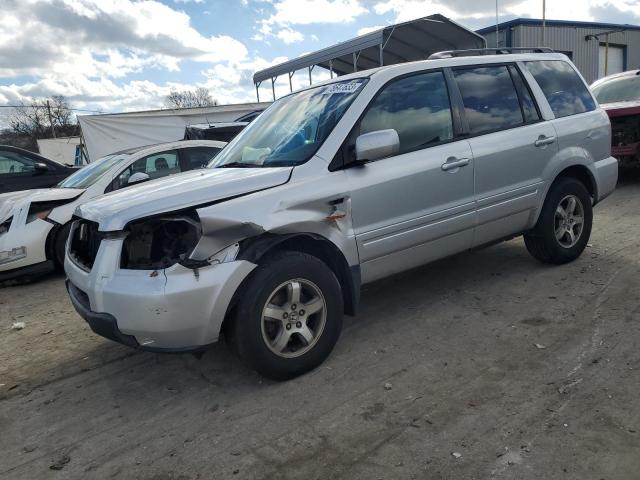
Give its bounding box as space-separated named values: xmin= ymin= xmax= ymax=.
xmin=428 ymin=47 xmax=555 ymax=60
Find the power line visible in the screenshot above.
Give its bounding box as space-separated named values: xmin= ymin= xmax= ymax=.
xmin=0 ymin=105 xmax=106 ymax=113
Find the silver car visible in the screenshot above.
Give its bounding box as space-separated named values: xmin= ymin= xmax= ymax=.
xmin=65 ymin=51 xmax=618 ymax=380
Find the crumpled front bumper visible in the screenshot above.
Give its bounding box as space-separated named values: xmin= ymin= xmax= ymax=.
xmin=64 ymin=237 xmax=257 ymax=350
xmin=0 ymin=218 xmax=54 ymax=275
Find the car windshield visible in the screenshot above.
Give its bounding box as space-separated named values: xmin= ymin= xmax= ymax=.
xmin=592 ymin=74 xmax=640 ymax=104
xmin=210 ymin=79 xmax=367 ymax=168
xmin=58 ymin=154 xmax=129 ymax=189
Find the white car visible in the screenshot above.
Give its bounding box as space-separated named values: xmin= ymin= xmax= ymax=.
xmin=0 ymin=140 xmax=225 ymax=281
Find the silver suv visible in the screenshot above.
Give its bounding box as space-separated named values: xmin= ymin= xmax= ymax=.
xmin=65 ymin=51 xmax=617 ymax=380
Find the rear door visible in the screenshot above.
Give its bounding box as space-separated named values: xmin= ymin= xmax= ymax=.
xmin=344 ymin=69 xmax=476 ymax=282
xmin=525 ymin=59 xmax=607 ymax=165
xmin=450 ymin=63 xmax=557 ymax=246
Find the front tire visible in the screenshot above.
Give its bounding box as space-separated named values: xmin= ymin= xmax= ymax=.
xmin=53 ymin=223 xmax=72 ymax=269
xmin=524 ymin=177 xmax=593 ymax=264
xmin=231 ymin=251 xmax=343 ymax=380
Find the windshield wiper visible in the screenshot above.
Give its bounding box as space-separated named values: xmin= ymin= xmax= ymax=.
xmin=217 ymin=161 xmax=262 ymax=168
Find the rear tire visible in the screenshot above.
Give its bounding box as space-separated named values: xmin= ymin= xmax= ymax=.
xmin=231 ymin=251 xmax=343 ymax=381
xmin=524 ymin=177 xmax=592 ymax=264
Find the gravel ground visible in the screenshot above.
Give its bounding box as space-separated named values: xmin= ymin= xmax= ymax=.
xmin=1 ymin=171 xmax=639 ymax=480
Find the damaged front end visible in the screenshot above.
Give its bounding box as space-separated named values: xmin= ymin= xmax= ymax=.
xmin=610 ymin=114 xmax=640 ymax=163
xmin=119 ymin=210 xmax=262 ymax=271
xmin=120 ymin=212 xmax=202 ymax=270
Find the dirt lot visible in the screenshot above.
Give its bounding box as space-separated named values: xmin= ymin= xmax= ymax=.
xmin=1 ymin=172 xmax=640 ymax=480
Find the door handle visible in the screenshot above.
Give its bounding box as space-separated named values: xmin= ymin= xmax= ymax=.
xmin=534 ymin=135 xmax=556 ymax=147
xmin=441 ymin=157 xmax=470 ymax=171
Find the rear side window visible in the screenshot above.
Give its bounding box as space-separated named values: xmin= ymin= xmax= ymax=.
xmin=453 ymin=65 xmax=524 ymax=135
xmin=526 ymin=60 xmax=596 ymax=118
xmin=182 ymin=146 xmax=221 ymax=170
xmin=360 ymin=71 xmax=453 ymax=155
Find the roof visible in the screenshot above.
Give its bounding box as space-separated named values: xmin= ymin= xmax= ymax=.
xmin=78 ymin=102 xmax=270 ymax=119
xmin=477 ymin=18 xmax=640 ymax=35
xmin=253 ymin=14 xmax=485 ymax=85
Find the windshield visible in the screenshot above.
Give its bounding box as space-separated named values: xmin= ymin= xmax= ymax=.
xmin=58 ymin=154 xmax=129 ymax=189
xmin=592 ymin=74 xmax=640 ymax=104
xmin=211 ymin=79 xmax=367 ymax=168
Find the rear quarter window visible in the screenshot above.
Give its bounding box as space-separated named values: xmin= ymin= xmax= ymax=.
xmin=526 ymin=60 xmax=596 ymax=118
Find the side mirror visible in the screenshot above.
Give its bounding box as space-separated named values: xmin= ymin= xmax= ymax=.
xmin=33 ymin=162 xmax=48 ymax=174
xmin=128 ymin=172 xmax=150 ymax=185
xmin=355 ymin=129 xmax=400 ymax=164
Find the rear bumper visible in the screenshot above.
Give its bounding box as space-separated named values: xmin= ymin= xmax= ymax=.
xmin=593 ymin=156 xmax=618 ymax=204
xmin=611 ymin=142 xmax=640 ymax=157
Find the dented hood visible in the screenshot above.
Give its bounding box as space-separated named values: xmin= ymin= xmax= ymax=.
xmin=76 ymin=167 xmax=292 ymax=231
xmin=0 ymin=187 xmax=85 ymax=222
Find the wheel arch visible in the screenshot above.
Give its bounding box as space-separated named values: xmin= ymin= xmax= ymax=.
xmin=221 ymin=233 xmax=360 ymax=340
xmin=555 ymin=164 xmax=597 ymax=202
xmin=237 ymin=232 xmax=360 ymax=317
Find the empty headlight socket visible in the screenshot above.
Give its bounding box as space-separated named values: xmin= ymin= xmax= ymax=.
xmin=120 ymin=211 xmax=202 ymax=270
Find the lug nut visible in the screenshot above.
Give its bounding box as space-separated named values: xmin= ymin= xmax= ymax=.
xmin=291 ymin=304 xmax=297 ymax=310
xmin=283 ymin=312 xmax=288 ymax=319
xmin=296 ymin=321 xmax=302 ymax=328
xmin=299 ymin=310 xmax=305 ymax=316
xmin=286 ymin=324 xmax=292 ymax=330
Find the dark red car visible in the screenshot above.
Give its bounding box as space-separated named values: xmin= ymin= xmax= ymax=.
xmin=592 ymin=70 xmax=640 ymax=164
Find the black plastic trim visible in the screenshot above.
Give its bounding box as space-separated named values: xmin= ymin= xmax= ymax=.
xmin=0 ymin=260 xmax=55 ymax=282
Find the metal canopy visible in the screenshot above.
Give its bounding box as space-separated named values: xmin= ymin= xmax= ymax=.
xmin=253 ymin=14 xmax=486 ymax=101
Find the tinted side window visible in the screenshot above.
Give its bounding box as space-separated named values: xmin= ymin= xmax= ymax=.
xmin=508 ymin=65 xmax=540 ymax=123
xmin=182 ymin=147 xmax=221 ymax=170
xmin=453 ymin=65 xmax=524 ymax=135
xmin=360 ymin=71 xmax=453 ymax=155
xmin=0 ymin=151 xmax=36 ymax=175
xmin=526 ymin=60 xmax=596 ymax=118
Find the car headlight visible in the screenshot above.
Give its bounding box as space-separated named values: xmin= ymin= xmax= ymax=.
xmin=120 ymin=212 xmax=201 ymax=270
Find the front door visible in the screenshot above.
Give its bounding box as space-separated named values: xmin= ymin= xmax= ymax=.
xmin=344 ymin=70 xmax=476 ymax=283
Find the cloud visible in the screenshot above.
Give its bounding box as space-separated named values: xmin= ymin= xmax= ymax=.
xmin=266 ymin=0 xmax=366 ymax=25
xmin=256 ymin=0 xmax=367 ymax=43
xmin=0 ymin=0 xmax=254 ymax=123
xmin=371 ymin=0 xmax=640 ymax=28
xmin=357 ymin=25 xmax=386 ymax=36
xmin=277 ymin=28 xmax=305 ymax=44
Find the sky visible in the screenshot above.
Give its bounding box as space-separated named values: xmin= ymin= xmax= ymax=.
xmin=1 ymin=0 xmax=639 ymax=124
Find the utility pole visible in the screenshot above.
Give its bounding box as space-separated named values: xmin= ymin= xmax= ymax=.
xmin=542 ymin=0 xmax=546 ymax=46
xmin=604 ymin=32 xmax=610 ymax=76
xmin=495 ymin=0 xmax=499 ymax=48
xmin=45 ymin=100 xmax=56 ymax=138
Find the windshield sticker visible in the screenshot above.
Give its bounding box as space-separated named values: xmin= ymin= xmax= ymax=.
xmin=320 ymin=81 xmax=363 ymax=95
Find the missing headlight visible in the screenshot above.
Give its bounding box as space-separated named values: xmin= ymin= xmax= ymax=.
xmin=120 ymin=211 xmax=201 ymax=270
xmin=0 ymin=217 xmax=12 ymax=235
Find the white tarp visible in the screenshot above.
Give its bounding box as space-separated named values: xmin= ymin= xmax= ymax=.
xmin=78 ymin=103 xmax=270 ymax=162
xmin=37 ymin=136 xmax=80 ymax=165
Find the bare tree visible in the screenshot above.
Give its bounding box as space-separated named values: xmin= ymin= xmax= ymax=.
xmin=9 ymin=95 xmax=75 ymax=141
xmin=165 ymin=87 xmax=218 ymax=108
